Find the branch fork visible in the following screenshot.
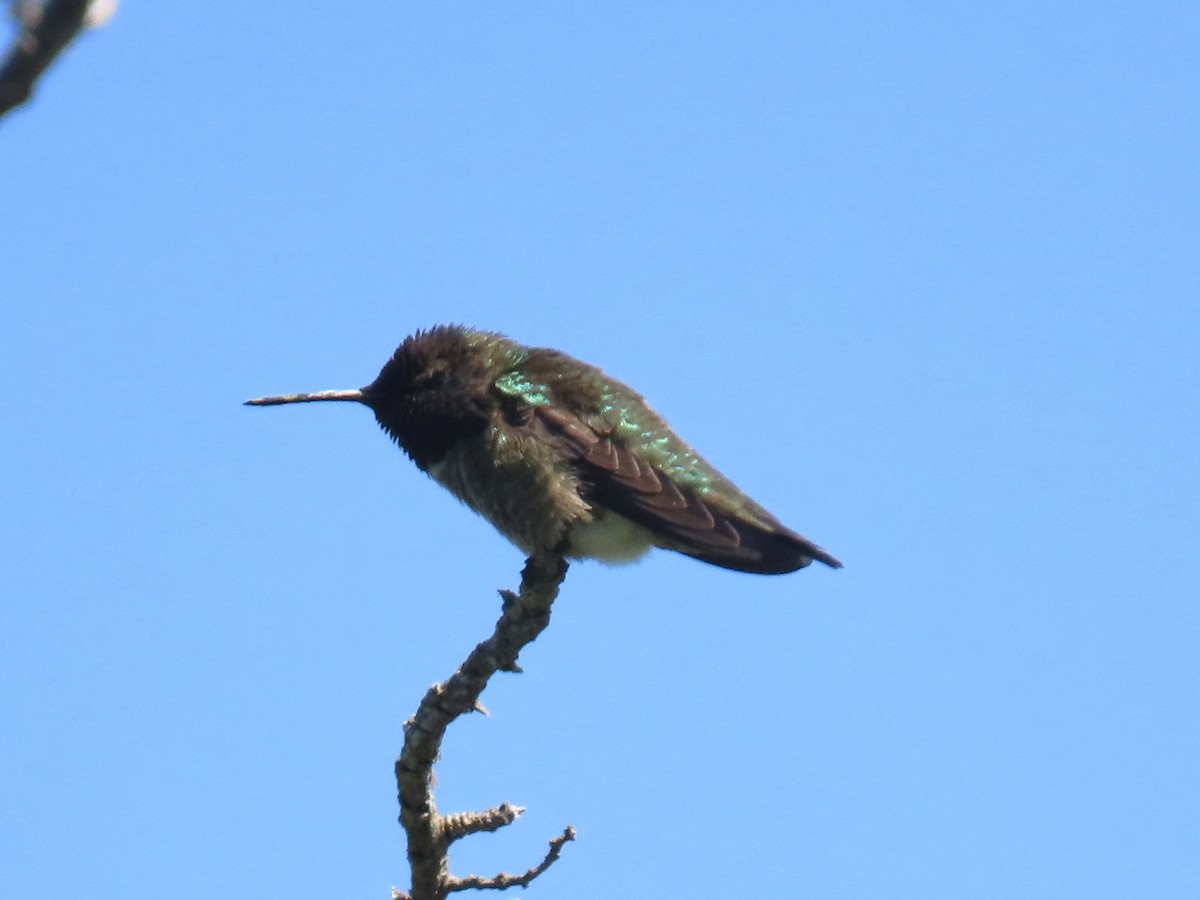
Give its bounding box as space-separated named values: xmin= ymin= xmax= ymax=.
xmin=393 ymin=551 xmax=574 ymax=899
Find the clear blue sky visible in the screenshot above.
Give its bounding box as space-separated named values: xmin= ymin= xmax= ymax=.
xmin=3 ymin=4 xmax=1197 ymax=897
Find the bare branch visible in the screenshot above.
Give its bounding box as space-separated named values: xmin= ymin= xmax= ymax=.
xmin=442 ymin=802 xmax=525 ymax=844
xmin=0 ymin=0 xmax=96 ymax=118
xmin=394 ymin=550 xmax=574 ymax=899
xmin=446 ymin=825 xmax=577 ymax=894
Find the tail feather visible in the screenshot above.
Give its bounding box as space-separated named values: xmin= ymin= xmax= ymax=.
xmin=670 ymin=517 xmax=843 ymax=575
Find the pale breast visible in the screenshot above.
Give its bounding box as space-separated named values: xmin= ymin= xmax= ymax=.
xmin=426 ymin=427 xmax=593 ymax=555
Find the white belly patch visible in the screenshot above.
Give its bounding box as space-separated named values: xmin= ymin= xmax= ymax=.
xmin=568 ymin=511 xmax=654 ymax=564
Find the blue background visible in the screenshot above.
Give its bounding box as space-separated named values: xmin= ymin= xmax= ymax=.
xmin=3 ymin=4 xmax=1197 ymax=897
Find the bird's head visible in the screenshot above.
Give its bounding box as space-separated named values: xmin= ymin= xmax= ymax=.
xmin=245 ymin=325 xmax=501 ymax=469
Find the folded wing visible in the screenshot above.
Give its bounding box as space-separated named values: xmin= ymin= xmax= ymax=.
xmin=529 ymin=404 xmax=842 ymax=574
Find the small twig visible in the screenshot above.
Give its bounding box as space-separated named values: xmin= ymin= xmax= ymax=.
xmin=0 ymin=0 xmax=91 ymax=118
xmin=394 ymin=550 xmax=573 ymax=899
xmin=446 ymin=825 xmax=578 ymax=893
xmin=442 ymin=802 xmax=526 ymax=844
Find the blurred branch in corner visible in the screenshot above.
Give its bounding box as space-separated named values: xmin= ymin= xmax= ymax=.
xmin=0 ymin=0 xmax=116 ymax=120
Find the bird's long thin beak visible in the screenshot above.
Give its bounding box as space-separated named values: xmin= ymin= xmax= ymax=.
xmin=244 ymin=389 xmax=365 ymax=406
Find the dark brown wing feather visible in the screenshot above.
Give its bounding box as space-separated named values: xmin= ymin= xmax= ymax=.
xmin=531 ymin=406 xmax=842 ymax=574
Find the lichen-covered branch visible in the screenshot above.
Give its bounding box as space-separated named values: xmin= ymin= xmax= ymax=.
xmin=0 ymin=0 xmax=102 ymax=119
xmin=392 ymin=551 xmax=574 ymax=900
xmin=442 ymin=802 xmax=525 ymax=844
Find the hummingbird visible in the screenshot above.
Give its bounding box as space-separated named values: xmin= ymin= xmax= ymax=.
xmin=246 ymin=325 xmax=842 ymax=575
